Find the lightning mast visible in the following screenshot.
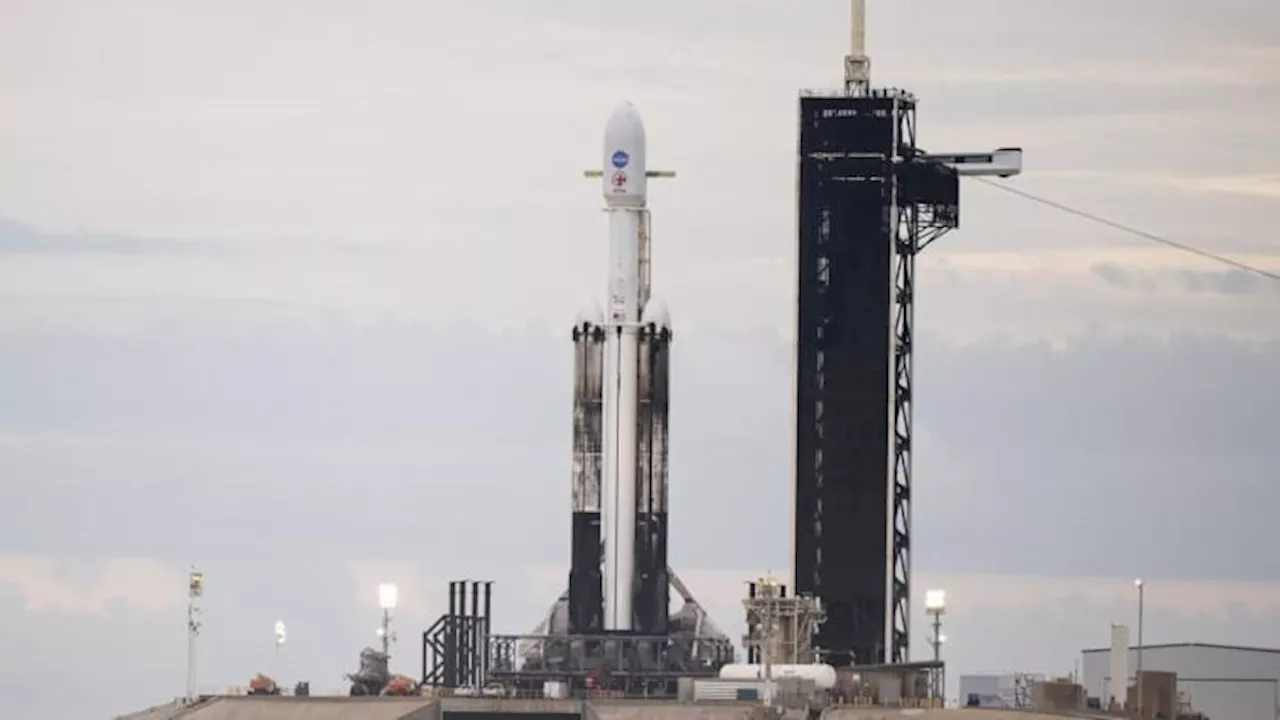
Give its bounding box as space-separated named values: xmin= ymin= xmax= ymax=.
xmin=844 ymin=0 xmax=871 ymax=94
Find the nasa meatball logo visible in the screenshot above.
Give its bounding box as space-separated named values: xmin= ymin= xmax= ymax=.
xmin=611 ymin=170 xmax=627 ymax=189
xmin=611 ymin=150 xmax=629 ymax=169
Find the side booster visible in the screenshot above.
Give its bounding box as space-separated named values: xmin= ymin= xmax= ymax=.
xmin=569 ymin=102 xmax=672 ymax=636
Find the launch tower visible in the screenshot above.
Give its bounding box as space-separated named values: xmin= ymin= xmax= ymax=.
xmin=792 ymin=0 xmax=1022 ymax=666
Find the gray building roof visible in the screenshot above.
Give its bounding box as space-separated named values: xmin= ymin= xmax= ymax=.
xmin=1081 ymin=642 xmax=1280 ymax=655
xmin=181 ymin=697 xmax=435 ymax=720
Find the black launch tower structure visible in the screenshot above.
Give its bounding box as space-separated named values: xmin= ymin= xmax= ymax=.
xmin=793 ymin=83 xmax=1019 ymax=667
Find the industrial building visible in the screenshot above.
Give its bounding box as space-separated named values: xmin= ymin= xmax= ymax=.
xmin=1081 ymin=642 xmax=1280 ymax=719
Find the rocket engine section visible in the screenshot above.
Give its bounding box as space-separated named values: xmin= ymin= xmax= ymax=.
xmin=569 ymin=302 xmax=605 ymax=634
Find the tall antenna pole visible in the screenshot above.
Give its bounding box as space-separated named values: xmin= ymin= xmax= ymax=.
xmin=380 ymin=607 xmax=392 ymax=656
xmin=186 ymin=567 xmax=204 ymax=703
xmin=844 ymin=0 xmax=871 ymax=94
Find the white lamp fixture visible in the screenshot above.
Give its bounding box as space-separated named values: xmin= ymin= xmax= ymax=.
xmin=378 ymin=583 xmax=399 ymax=610
xmin=273 ymin=620 xmax=287 ymax=647
xmin=1134 ymin=577 xmax=1146 ymax=715
xmin=925 ymin=587 xmax=948 ymax=704
xmin=377 ymin=583 xmax=399 ymax=658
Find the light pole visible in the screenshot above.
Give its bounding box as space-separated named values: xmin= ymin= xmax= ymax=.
xmin=757 ymin=575 xmax=779 ymax=708
xmin=378 ymin=583 xmax=399 ymax=659
xmin=186 ymin=567 xmax=204 ymax=703
xmin=925 ymin=589 xmax=947 ymax=705
xmin=273 ymin=620 xmax=287 ymax=681
xmin=1134 ymin=578 xmax=1145 ymax=716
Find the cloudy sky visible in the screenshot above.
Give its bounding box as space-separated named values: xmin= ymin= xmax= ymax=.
xmin=1 ymin=0 xmax=1278 ymax=717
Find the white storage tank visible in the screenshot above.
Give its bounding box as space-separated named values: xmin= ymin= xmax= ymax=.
xmin=542 ymin=680 xmax=569 ymax=699
xmin=718 ymin=663 xmax=838 ymax=690
xmin=693 ymin=680 xmax=774 ymax=702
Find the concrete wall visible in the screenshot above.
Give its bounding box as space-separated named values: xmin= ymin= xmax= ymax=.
xmin=1125 ymin=671 xmax=1177 ymax=720
xmin=113 ymin=698 xmax=191 ymax=720
xmin=1030 ymin=680 xmax=1084 ymax=712
xmin=438 ymin=698 xmax=583 ymax=716
xmin=823 ymin=709 xmax=1100 ymax=720
xmin=590 ymin=701 xmax=760 ymax=720
xmin=182 ymin=696 xmax=438 ymax=720
xmin=126 ymin=694 xmax=1146 ymax=720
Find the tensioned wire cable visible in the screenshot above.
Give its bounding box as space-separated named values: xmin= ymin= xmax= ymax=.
xmin=974 ymin=178 xmax=1280 ymax=283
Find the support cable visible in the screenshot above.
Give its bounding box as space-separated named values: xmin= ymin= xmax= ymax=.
xmin=975 ymin=178 xmax=1280 ymax=283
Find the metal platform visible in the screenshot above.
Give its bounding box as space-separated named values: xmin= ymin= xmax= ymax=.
xmin=421 ymin=577 xmax=731 ymax=696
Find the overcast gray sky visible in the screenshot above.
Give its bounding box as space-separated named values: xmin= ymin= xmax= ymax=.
xmin=1 ymin=0 xmax=1278 ymax=717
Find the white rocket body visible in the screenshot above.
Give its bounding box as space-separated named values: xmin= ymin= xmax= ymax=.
xmin=565 ymin=103 xmax=678 ymax=640
xmin=600 ymin=102 xmax=648 ymax=632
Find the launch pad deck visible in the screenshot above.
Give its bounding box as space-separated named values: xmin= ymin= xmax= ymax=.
xmin=123 ymin=695 xmax=1098 ymax=720
xmin=421 ymin=580 xmax=732 ymax=695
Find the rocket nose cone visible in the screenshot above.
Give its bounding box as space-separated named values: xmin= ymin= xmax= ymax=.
xmin=641 ymin=297 xmax=671 ymax=330
xmin=606 ymin=101 xmax=644 ymax=134
xmin=603 ymin=101 xmax=646 ymax=201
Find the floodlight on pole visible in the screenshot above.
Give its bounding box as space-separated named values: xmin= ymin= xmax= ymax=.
xmin=273 ymin=620 xmax=287 ymax=681
xmin=1134 ymin=578 xmax=1145 ymax=715
xmin=925 ymin=588 xmax=947 ymax=705
xmin=378 ymin=583 xmax=399 ymax=610
xmin=185 ymin=566 xmax=204 ymax=704
xmin=755 ymin=574 xmax=782 ymax=707
xmin=377 ymin=583 xmax=398 ymax=658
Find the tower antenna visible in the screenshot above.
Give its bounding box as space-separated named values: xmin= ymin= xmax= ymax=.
xmin=844 ymin=0 xmax=871 ymax=94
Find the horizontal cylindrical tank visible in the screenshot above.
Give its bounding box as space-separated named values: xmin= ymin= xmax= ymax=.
xmin=718 ymin=663 xmax=838 ymax=690
xmin=693 ymin=680 xmax=774 ymax=703
xmin=543 ymin=680 xmax=569 ymax=699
